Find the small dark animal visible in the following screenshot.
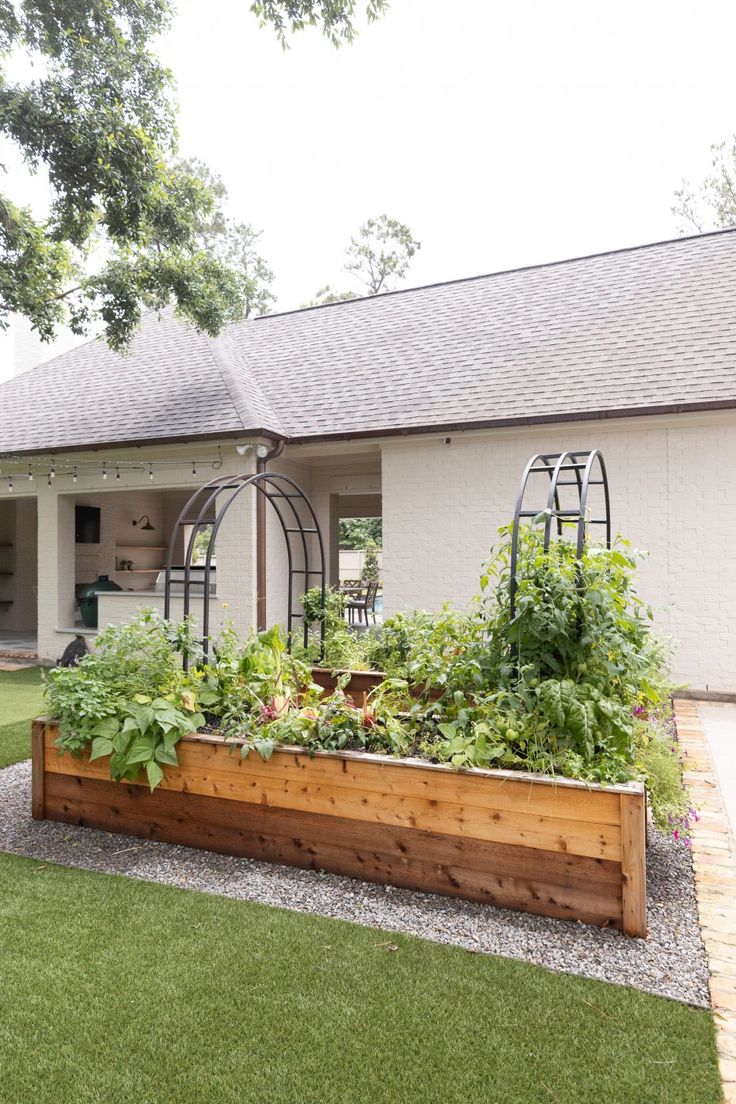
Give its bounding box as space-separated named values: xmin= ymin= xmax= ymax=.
xmin=58 ymin=635 xmax=89 ymax=668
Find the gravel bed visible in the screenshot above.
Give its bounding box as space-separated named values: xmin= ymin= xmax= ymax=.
xmin=0 ymin=760 xmax=710 ymax=1007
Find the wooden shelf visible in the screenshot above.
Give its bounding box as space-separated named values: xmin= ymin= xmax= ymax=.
xmin=0 ymin=543 xmax=13 ymax=548
xmin=0 ymin=571 xmax=13 ymax=576
xmin=115 ymin=545 xmax=167 ymax=551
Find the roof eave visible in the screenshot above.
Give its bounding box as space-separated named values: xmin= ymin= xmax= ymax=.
xmin=285 ymin=397 xmax=736 ymax=445
xmin=3 ymin=397 xmax=735 ymax=459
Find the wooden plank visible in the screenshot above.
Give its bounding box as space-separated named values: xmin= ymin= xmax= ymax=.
xmin=40 ymin=721 xmax=643 ymax=796
xmin=44 ymin=773 xmax=623 ymax=929
xmin=165 ymin=738 xmax=627 ymax=825
xmin=43 ymin=737 xmax=625 ymax=825
xmin=43 ymin=743 xmax=621 ymax=860
xmin=31 ymin=719 xmax=46 ymax=820
xmin=44 ymin=738 xmax=623 ymax=832
xmin=620 ymin=792 xmax=647 ymax=938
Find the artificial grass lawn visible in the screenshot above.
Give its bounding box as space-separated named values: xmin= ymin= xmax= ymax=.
xmin=0 ymin=666 xmax=44 ymax=768
xmin=0 ymin=852 xmax=721 ymax=1104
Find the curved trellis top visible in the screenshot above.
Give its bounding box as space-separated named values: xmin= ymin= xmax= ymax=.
xmin=509 ymin=450 xmax=611 ymax=620
xmin=163 ymin=471 xmax=326 ymax=669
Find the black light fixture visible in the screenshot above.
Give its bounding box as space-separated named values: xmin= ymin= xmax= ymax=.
xmin=132 ymin=514 xmax=155 ymax=531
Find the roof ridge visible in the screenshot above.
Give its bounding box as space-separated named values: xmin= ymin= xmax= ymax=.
xmin=246 ymin=226 xmax=736 ymax=323
xmin=208 ymin=330 xmax=286 ymax=438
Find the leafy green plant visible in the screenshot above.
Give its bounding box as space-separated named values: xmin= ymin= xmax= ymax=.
xmin=361 ymin=539 xmax=381 ymax=584
xmin=46 ymin=609 xmax=196 ymax=753
xmin=635 ymin=703 xmax=693 ymax=834
xmin=88 ymin=693 xmax=204 ymax=791
xmin=298 ymin=585 xmax=371 ymax=670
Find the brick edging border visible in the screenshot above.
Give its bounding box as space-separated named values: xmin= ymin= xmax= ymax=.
xmin=674 ymin=699 xmax=736 ymax=1102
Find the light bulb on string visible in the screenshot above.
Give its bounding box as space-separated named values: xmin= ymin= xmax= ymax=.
xmin=8 ymin=477 xmax=13 ymax=493
xmin=116 ymin=465 xmax=121 ymax=481
xmin=192 ymin=460 xmax=197 ymax=476
xmin=102 ymin=462 xmax=107 ymax=480
xmin=73 ymin=467 xmax=78 ymax=484
xmin=50 ymin=461 xmax=55 ymax=480
xmin=149 ymin=463 xmax=154 ymax=481
xmin=47 ymin=473 xmax=52 ymax=487
xmin=28 ymin=465 xmax=33 ymax=482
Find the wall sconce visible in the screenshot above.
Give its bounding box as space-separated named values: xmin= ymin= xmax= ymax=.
xmin=132 ymin=514 xmax=155 ymax=531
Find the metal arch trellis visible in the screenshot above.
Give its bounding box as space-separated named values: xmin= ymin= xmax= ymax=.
xmin=163 ymin=472 xmax=326 ymax=670
xmin=508 ymin=449 xmax=611 ymax=623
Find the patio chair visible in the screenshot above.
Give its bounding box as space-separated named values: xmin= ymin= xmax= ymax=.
xmin=347 ymin=580 xmax=379 ymax=626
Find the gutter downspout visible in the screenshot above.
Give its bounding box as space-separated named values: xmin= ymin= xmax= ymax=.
xmin=256 ymin=438 xmax=285 ymax=631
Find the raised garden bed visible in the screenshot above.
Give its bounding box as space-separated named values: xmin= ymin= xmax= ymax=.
xmin=310 ymin=667 xmax=385 ymax=704
xmin=32 ymin=719 xmax=647 ymax=937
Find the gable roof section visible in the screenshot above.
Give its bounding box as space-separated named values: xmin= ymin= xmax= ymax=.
xmin=2 ymin=229 xmax=736 ymax=455
xmin=0 ymin=307 xmax=283 ymax=454
xmin=231 ymin=228 xmax=736 ymax=438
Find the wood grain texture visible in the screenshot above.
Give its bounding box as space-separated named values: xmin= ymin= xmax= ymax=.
xmin=43 ymin=738 xmax=622 ymax=860
xmin=620 ymin=792 xmax=648 ymax=937
xmin=43 ymin=772 xmax=623 ymax=928
xmin=31 ymin=719 xmax=46 ymax=820
xmin=37 ymin=723 xmax=646 ymax=933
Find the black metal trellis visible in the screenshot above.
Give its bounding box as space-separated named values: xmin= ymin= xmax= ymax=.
xmin=508 ymin=449 xmax=611 ymax=622
xmin=163 ymin=472 xmax=326 ymax=669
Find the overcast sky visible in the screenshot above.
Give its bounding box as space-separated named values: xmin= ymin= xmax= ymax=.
xmin=2 ymin=0 xmax=736 ymax=377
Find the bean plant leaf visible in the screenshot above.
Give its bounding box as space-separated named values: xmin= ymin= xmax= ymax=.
xmin=92 ymin=717 xmax=120 ymax=739
xmin=89 ymin=737 xmax=114 ymax=761
xmin=145 ymin=761 xmax=165 ymax=791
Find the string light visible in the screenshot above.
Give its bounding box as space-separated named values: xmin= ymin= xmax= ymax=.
xmin=0 ymin=449 xmax=224 ymax=486
xmin=7 ymin=477 xmax=13 ymax=493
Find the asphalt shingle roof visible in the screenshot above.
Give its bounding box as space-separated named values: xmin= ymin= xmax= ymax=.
xmin=2 ymin=229 xmax=736 ymax=454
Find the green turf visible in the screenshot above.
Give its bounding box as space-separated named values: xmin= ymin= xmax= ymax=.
xmin=0 ymin=851 xmax=721 ymax=1104
xmin=0 ymin=666 xmax=44 ymax=768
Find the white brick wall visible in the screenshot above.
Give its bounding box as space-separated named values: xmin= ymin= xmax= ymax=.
xmin=381 ymin=413 xmax=736 ymax=693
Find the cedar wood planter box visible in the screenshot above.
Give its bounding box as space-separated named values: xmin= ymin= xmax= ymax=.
xmin=32 ymin=719 xmax=647 ymax=937
xmin=310 ymin=667 xmax=442 ymax=704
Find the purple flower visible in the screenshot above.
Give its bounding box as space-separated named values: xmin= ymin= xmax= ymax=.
xmin=673 ymin=829 xmax=680 ymax=841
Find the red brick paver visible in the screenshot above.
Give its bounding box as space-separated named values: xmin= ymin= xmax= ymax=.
xmin=674 ymin=698 xmax=736 ymax=1103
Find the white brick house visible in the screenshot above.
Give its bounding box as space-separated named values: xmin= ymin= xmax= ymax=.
xmin=1 ymin=230 xmax=735 ymax=691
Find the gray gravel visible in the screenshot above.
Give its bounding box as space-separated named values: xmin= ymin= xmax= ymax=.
xmin=0 ymin=760 xmax=710 ymax=1007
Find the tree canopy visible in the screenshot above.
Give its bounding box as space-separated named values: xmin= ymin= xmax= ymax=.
xmin=339 ymin=517 xmax=382 ymax=548
xmin=181 ymin=158 xmax=275 ymax=319
xmin=0 ymin=0 xmax=387 ymax=350
xmin=673 ymin=139 xmax=736 ymax=232
xmin=304 ymin=214 xmax=420 ymax=306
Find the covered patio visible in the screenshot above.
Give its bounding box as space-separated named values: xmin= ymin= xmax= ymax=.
xmin=0 ymin=438 xmax=383 ymax=663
